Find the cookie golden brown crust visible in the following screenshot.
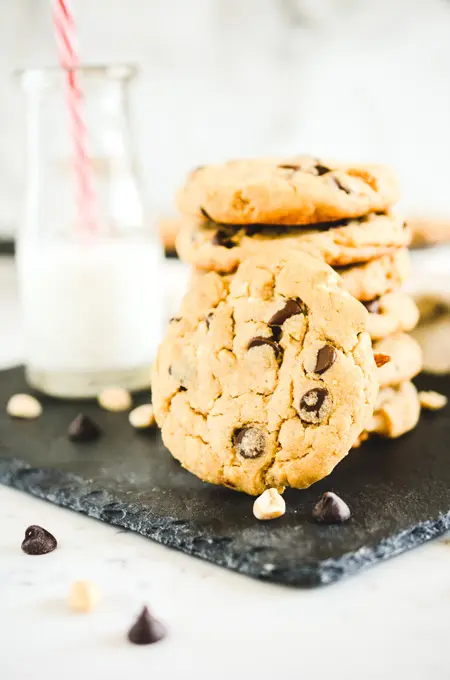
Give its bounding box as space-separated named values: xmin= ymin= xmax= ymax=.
xmin=175 ymin=213 xmax=410 ymax=272
xmin=177 ymin=156 xmax=400 ymax=226
xmin=152 ymin=252 xmax=378 ymax=495
xmin=336 ymin=249 xmax=411 ymax=301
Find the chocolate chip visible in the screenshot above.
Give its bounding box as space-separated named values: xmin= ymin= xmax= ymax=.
xmin=68 ymin=414 xmax=101 ymax=442
xmin=200 ymin=206 xmax=214 ymax=222
xmin=278 ymin=163 xmax=301 ymax=171
xmin=315 ymin=345 xmax=336 ymax=374
xmin=374 ymin=353 xmax=391 ymax=368
xmin=21 ymin=525 xmax=57 ymax=555
xmin=363 ymin=298 xmax=381 ymax=314
xmin=268 ymin=299 xmax=305 ymax=327
xmin=205 ymin=312 xmax=214 ymax=329
xmin=271 ymin=325 xmax=283 ymax=342
xmin=299 ymin=387 xmax=331 ymax=424
xmin=234 ymin=427 xmax=266 ymax=459
xmin=314 ymin=163 xmax=331 ymax=176
xmin=247 ymin=336 xmax=282 ymax=358
xmin=245 ymin=224 xmax=263 ymax=237
xmin=312 ymin=492 xmax=351 ymax=524
xmin=211 ymin=229 xmax=236 ymax=249
xmin=331 ymin=176 xmax=352 ymax=194
xmin=169 ymin=316 xmax=182 ymax=323
xmin=127 ymin=606 xmax=166 ymax=645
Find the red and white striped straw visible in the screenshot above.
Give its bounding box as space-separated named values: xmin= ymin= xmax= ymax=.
xmin=52 ymin=0 xmax=97 ymax=235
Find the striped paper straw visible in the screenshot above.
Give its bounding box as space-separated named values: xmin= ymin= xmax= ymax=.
xmin=52 ymin=0 xmax=97 ymax=234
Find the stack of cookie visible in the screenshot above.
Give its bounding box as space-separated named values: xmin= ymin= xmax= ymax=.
xmin=173 ymin=155 xmax=423 ymax=445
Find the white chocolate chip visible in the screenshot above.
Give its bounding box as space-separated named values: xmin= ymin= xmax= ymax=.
xmin=67 ymin=580 xmax=100 ymax=613
xmin=129 ymin=404 xmax=155 ymax=429
xmin=419 ymin=390 xmax=448 ymax=411
xmin=97 ymin=387 xmax=132 ymax=412
xmin=253 ymin=488 xmax=286 ymax=521
xmin=7 ymin=394 xmax=42 ymax=419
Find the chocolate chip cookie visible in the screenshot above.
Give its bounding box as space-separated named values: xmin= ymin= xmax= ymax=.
xmin=374 ymin=332 xmax=423 ymax=388
xmin=365 ymin=291 xmax=419 ymax=339
xmin=177 ymin=156 xmax=400 ymax=226
xmin=337 ymin=249 xmax=411 ymax=301
xmin=152 ymin=252 xmax=378 ymax=495
xmin=176 ymin=213 xmax=410 ymax=272
xmin=353 ymin=381 xmax=421 ymax=447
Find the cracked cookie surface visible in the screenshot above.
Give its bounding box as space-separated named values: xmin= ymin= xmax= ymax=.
xmin=152 ymin=252 xmax=378 ymax=495
xmin=177 ymin=156 xmax=400 ymax=225
xmin=176 ymin=213 xmax=410 ymax=272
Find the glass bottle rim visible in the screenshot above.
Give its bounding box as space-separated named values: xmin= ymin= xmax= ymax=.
xmin=16 ymin=64 xmax=138 ymax=90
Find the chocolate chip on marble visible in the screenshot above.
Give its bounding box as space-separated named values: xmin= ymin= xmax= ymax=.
xmin=314 ymin=345 xmax=337 ymax=375
xmin=331 ymin=176 xmax=352 ymax=194
xmin=363 ymin=298 xmax=381 ymax=314
xmin=200 ymin=206 xmax=214 ymax=222
xmin=127 ymin=606 xmax=166 ymax=645
xmin=277 ymin=163 xmax=301 ymax=171
xmin=299 ymin=387 xmax=331 ymax=424
xmin=234 ymin=427 xmax=266 ymax=459
xmin=374 ymin=353 xmax=391 ymax=368
xmin=268 ymin=299 xmax=305 ymax=327
xmin=68 ymin=414 xmax=102 ymax=443
xmin=312 ymin=491 xmax=351 ymax=524
xmin=314 ymin=163 xmax=331 ymax=176
xmin=21 ymin=525 xmax=57 ymax=555
xmin=211 ymin=229 xmax=236 ymax=249
xmin=247 ymin=336 xmax=282 ymax=358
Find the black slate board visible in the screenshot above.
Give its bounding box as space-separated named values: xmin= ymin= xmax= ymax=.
xmin=1 ymin=366 xmax=449 ymax=587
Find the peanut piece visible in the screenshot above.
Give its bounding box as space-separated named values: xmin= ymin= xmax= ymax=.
xmin=129 ymin=404 xmax=155 ymax=429
xmin=253 ymin=488 xmax=286 ymax=521
xmin=97 ymin=387 xmax=132 ymax=412
xmin=419 ymin=390 xmax=448 ymax=411
xmin=67 ymin=580 xmax=100 ymax=613
xmin=7 ymin=394 xmax=42 ymax=419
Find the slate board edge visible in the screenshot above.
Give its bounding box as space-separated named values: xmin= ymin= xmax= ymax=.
xmin=2 ymin=457 xmax=449 ymax=588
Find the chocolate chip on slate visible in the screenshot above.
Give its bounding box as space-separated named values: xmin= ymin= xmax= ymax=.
xmin=68 ymin=414 xmax=101 ymax=443
xmin=331 ymin=176 xmax=352 ymax=194
xmin=374 ymin=353 xmax=391 ymax=368
xmin=315 ymin=345 xmax=337 ymax=374
xmin=314 ymin=163 xmax=331 ymax=176
xmin=21 ymin=525 xmax=57 ymax=555
xmin=363 ymin=298 xmax=381 ymax=314
xmin=268 ymin=299 xmax=305 ymax=327
xmin=234 ymin=427 xmax=266 ymax=459
xmin=247 ymin=336 xmax=282 ymax=358
xmin=277 ymin=163 xmax=301 ymax=171
xmin=299 ymin=387 xmax=330 ymax=424
xmin=312 ymin=492 xmax=351 ymax=524
xmin=127 ymin=606 xmax=166 ymax=645
xmin=211 ymin=229 xmax=236 ymax=249
xmin=200 ymin=206 xmax=214 ymax=222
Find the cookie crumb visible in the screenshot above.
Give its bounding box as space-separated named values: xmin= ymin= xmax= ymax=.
xmin=21 ymin=525 xmax=57 ymax=555
xmin=374 ymin=353 xmax=391 ymax=368
xmin=98 ymin=387 xmax=132 ymax=412
xmin=313 ymin=492 xmax=351 ymax=524
xmin=7 ymin=394 xmax=42 ymax=419
xmin=67 ymin=580 xmax=100 ymax=613
xmin=127 ymin=606 xmax=166 ymax=645
xmin=253 ymin=488 xmax=286 ymax=521
xmin=419 ymin=390 xmax=448 ymax=411
xmin=129 ymin=404 xmax=155 ymax=429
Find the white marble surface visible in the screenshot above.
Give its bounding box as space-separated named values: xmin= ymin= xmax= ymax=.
xmin=1 ymin=254 xmax=450 ymax=680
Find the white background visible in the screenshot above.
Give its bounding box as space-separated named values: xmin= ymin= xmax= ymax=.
xmin=1 ymin=0 xmax=450 ymax=235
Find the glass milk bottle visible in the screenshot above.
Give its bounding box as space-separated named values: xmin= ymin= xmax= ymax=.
xmin=17 ymin=66 xmax=164 ymax=398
